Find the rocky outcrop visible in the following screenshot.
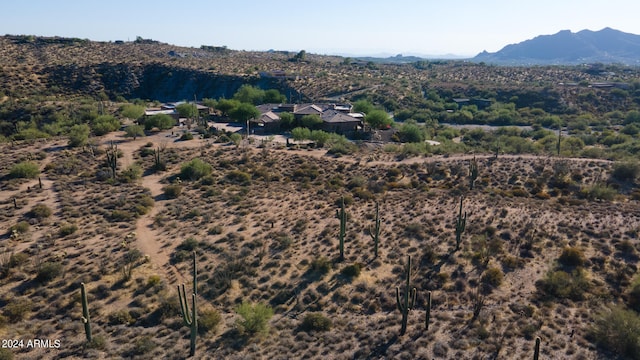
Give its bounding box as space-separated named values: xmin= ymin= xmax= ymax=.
xmin=42 ymin=62 xmax=298 ymax=102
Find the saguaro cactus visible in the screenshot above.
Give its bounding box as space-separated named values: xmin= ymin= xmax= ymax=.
xmin=396 ymin=255 xmax=416 ymax=336
xmin=336 ymin=197 xmax=347 ymax=261
xmin=80 ymin=282 xmax=92 ymax=342
xmin=178 ymin=251 xmax=198 ymax=357
xmin=533 ymin=336 xmax=541 ymax=360
xmin=106 ymin=142 xmax=118 ymax=178
xmin=455 ymin=196 xmax=467 ymax=251
xmin=469 ymin=156 xmax=478 ymax=190
xmin=153 ymin=147 xmax=166 ymax=171
xmin=557 ymin=126 xmax=562 ymax=156
xmin=370 ymin=201 xmax=381 ymax=258
xmin=425 ymin=290 xmax=432 ymax=331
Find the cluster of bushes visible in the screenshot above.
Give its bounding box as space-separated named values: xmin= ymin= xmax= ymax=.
xmin=536 ymin=247 xmax=590 ymax=301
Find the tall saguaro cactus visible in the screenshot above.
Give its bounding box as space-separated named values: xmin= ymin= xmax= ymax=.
xmin=106 ymin=142 xmax=118 ymax=178
xmin=396 ymin=255 xmax=416 ymax=336
xmin=370 ymin=201 xmax=381 ymax=258
xmin=336 ymin=197 xmax=347 ymax=261
xmin=178 ymin=251 xmax=198 ymax=357
xmin=557 ymin=126 xmax=562 ymax=156
xmin=533 ymin=336 xmax=541 ymax=360
xmin=425 ymin=290 xmax=432 ymax=331
xmin=80 ymin=282 xmax=92 ymax=342
xmin=455 ymin=196 xmax=467 ymax=251
xmin=469 ymin=156 xmax=479 ymax=190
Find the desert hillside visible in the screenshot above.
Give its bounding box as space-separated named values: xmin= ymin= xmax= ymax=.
xmin=1 ymin=126 xmax=639 ymax=359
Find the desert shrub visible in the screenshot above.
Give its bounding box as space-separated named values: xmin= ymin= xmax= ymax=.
xmin=3 ymin=298 xmax=32 ymax=322
xmin=0 ymin=348 xmax=13 ymax=360
xmin=179 ymin=237 xmax=199 ymax=251
xmin=536 ymin=268 xmax=590 ymax=300
xmin=351 ymin=187 xmax=374 ymax=200
xmin=235 ymin=302 xmax=273 ymax=336
xmin=628 ymin=279 xmax=640 ymax=312
xmin=128 ymin=336 xmax=156 ymax=355
xmin=163 ymin=184 xmax=183 ymax=199
xmin=328 ymin=141 xmax=357 ymax=155
xmin=292 ymin=163 xmax=320 ymax=181
xmin=341 ymin=263 xmax=362 ymax=278
xmin=559 ymin=246 xmax=585 ymax=267
xmin=10 ymin=221 xmax=30 ymax=234
xmin=8 ymin=253 xmax=29 ymax=268
xmin=120 ymin=164 xmax=142 ymax=182
xmin=86 ymin=335 xmax=107 ymax=350
xmin=225 ymin=170 xmax=251 ymax=185
xmin=124 ymin=249 xmax=142 ymax=264
xmin=28 ymin=204 xmax=52 ymax=219
xmin=198 ymin=309 xmax=222 ymax=335
xmin=179 ymin=131 xmax=194 ymax=141
xmin=9 ymin=161 xmax=39 ymax=178
xmin=612 ymin=161 xmax=640 ymax=182
xmin=180 ymin=158 xmax=212 ymax=181
xmin=91 ymin=115 xmax=120 ymax=136
xmin=140 ymin=147 xmax=156 ymax=157
xmin=109 ymin=309 xmax=135 ymax=325
xmin=207 ymin=225 xmax=223 ymax=235
xmin=200 ymin=175 xmax=215 ymax=186
xmin=134 ymin=194 xmax=154 ymax=214
xmin=147 ymin=275 xmax=162 ymax=288
xmin=580 ymin=184 xmax=617 ymax=201
xmin=68 ymin=124 xmax=90 ymax=147
xmin=109 ymin=210 xmax=133 ymax=222
xmin=36 ymin=262 xmax=63 ymax=282
xmin=59 ymin=223 xmax=78 ymax=237
xmin=481 ymin=267 xmax=504 ymax=288
xmin=589 ymin=306 xmax=640 ymax=359
xmin=310 ymin=256 xmax=332 ymax=274
xmin=300 ymin=312 xmax=332 ymax=332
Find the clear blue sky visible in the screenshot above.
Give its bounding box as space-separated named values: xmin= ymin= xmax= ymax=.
xmin=3 ymin=0 xmax=640 ymax=57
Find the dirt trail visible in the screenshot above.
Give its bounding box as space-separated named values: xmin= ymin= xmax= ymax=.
xmin=99 ymin=131 xmax=207 ymax=284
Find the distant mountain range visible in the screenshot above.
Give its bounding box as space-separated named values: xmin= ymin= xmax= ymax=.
xmin=472 ymin=27 xmax=640 ymax=65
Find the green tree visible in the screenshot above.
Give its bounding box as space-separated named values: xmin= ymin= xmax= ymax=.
xmin=625 ymin=110 xmax=640 ymax=124
xmin=353 ymin=100 xmax=374 ymax=114
xmin=124 ymin=125 xmax=145 ymax=140
xmin=215 ymin=99 xmax=240 ymax=117
xmin=91 ymin=115 xmax=121 ymax=136
xmin=233 ymin=85 xmax=265 ymax=105
xmin=176 ymin=103 xmax=198 ymax=119
xmin=230 ymin=103 xmax=260 ymax=123
xmin=264 ymin=89 xmax=286 ymax=103
xmin=293 ymin=50 xmax=306 ymax=61
xmin=590 ymin=306 xmax=640 ymax=359
xmin=291 ymin=127 xmax=311 ymax=142
xmin=144 ymin=114 xmax=175 ymax=130
xmin=279 ymin=112 xmax=295 ymax=130
xmin=235 ymin=302 xmax=273 ymax=336
xmin=120 ymin=104 xmax=145 ymax=120
xmin=68 ymin=124 xmax=90 ymax=147
xmin=365 ymin=110 xmax=393 ymax=129
xmin=398 ymin=122 xmax=425 ymax=143
xmin=310 ymin=130 xmax=331 ymax=147
xmin=229 ymin=133 xmax=242 ymax=147
xmin=180 ymin=158 xmax=212 ymax=181
xmin=10 ymin=161 xmax=40 ymax=179
xmin=300 ymin=114 xmax=322 ymax=129
xmin=202 ymin=98 xmax=217 ymax=108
